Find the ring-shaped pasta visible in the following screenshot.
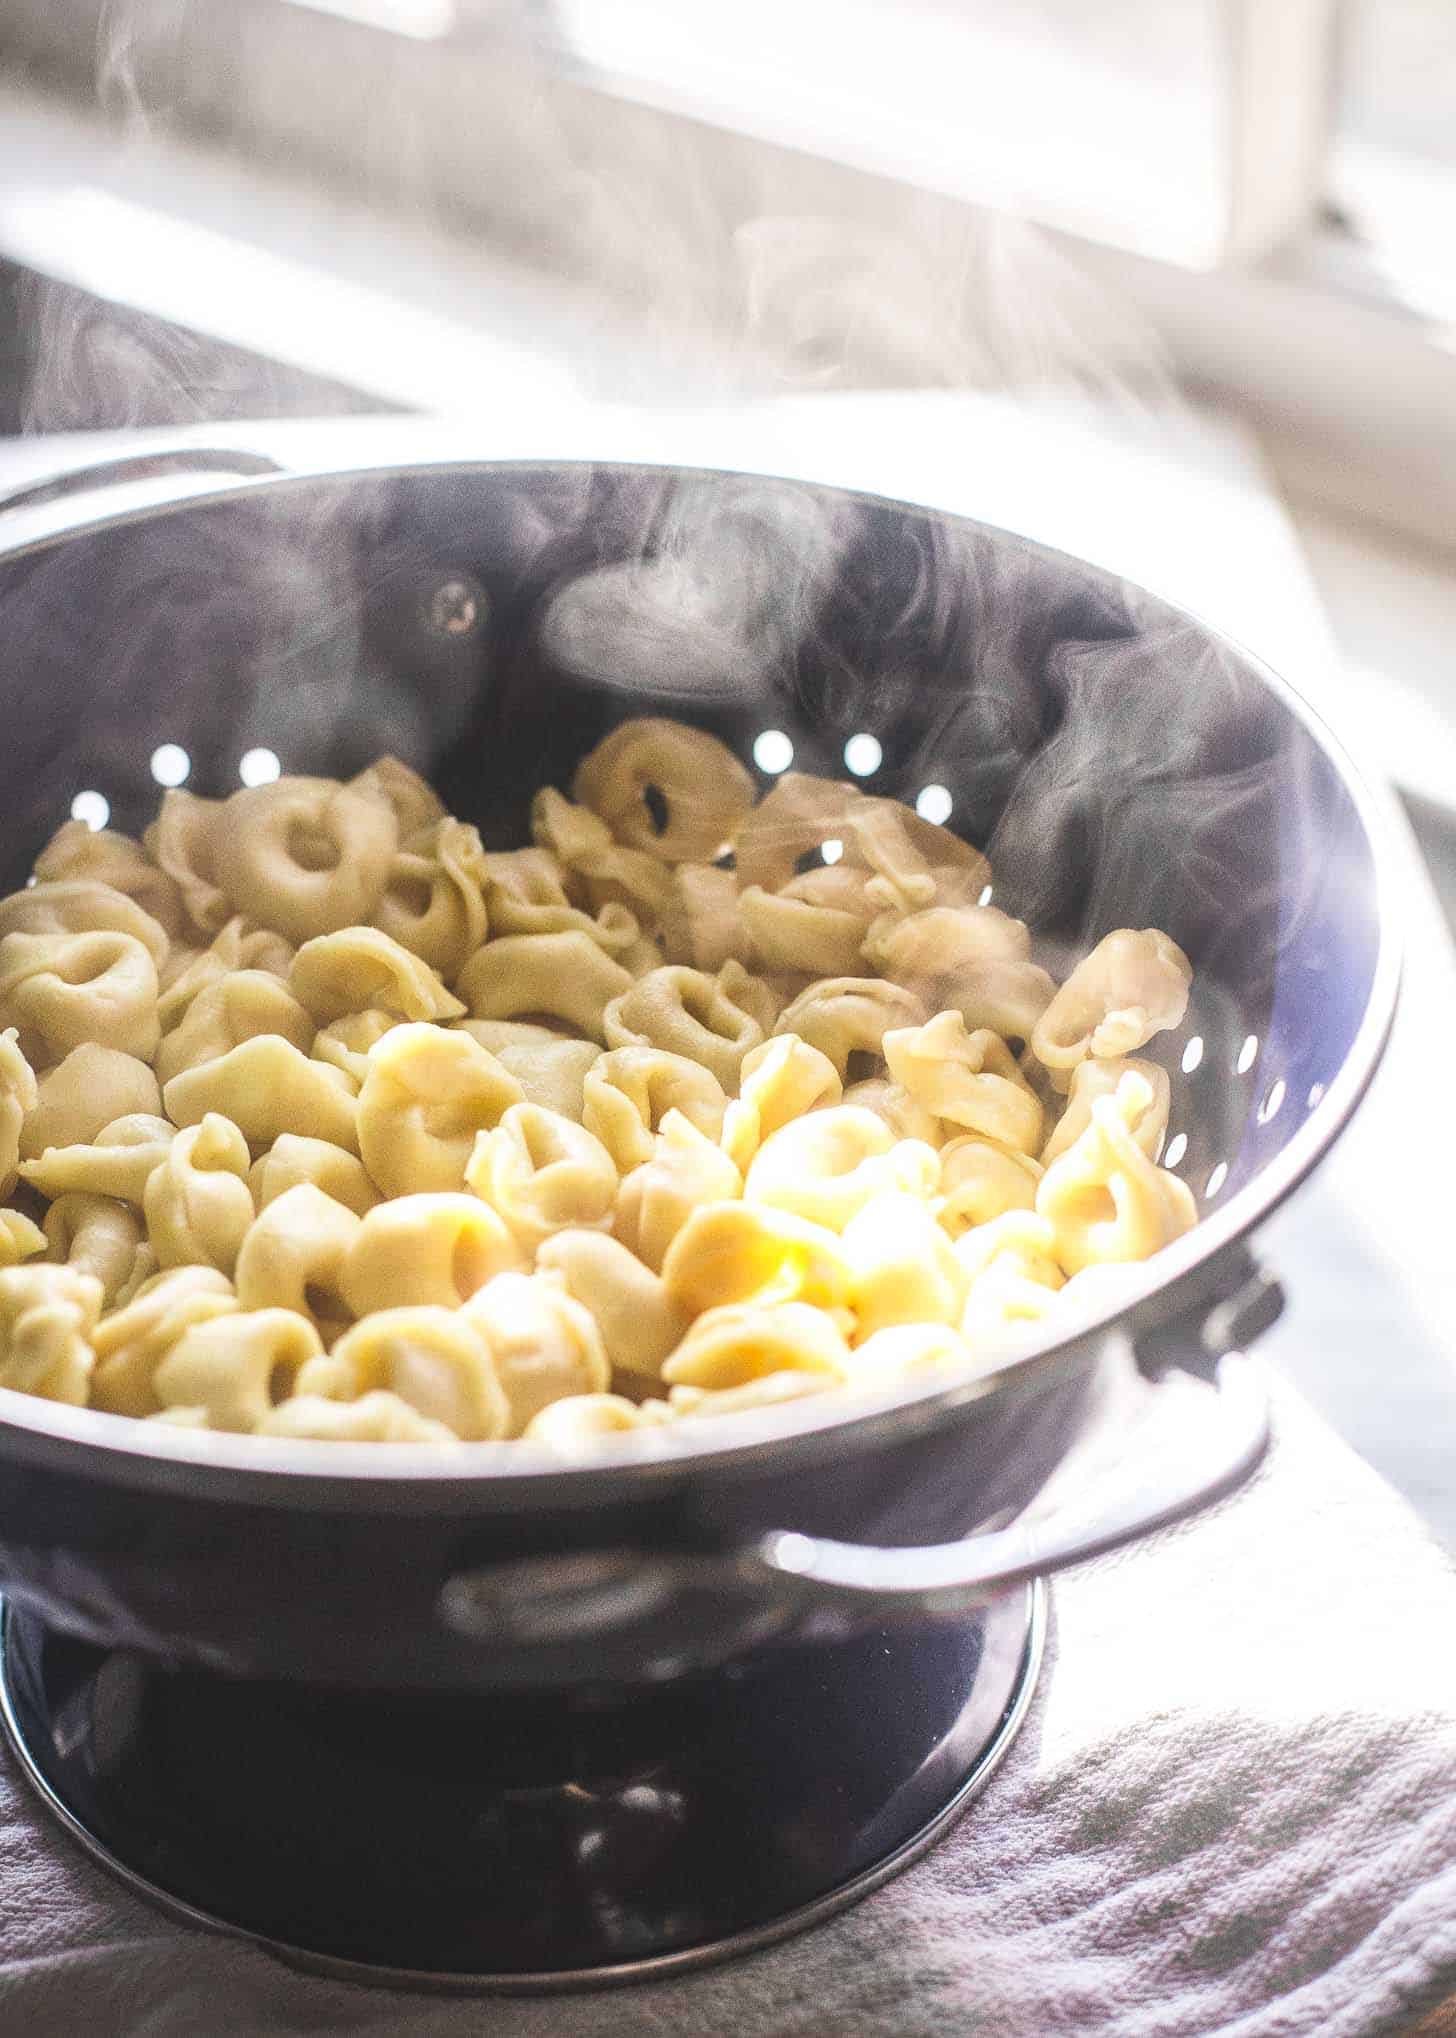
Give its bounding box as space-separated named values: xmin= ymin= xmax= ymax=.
xmin=535 ymin=1230 xmax=689 ymax=1381
xmin=233 ymin=1182 xmax=362 ymax=1343
xmin=340 ymin=1193 xmax=521 ymax=1316
xmin=0 ymin=929 xmax=160 ymax=1066
xmin=0 ymin=1263 xmax=104 ymax=1405
xmin=154 ymin=969 xmax=315 ymax=1088
xmin=581 ymin=1045 xmax=727 ymax=1174
xmin=90 ymin=1264 xmax=239 ymax=1417
xmin=358 ymin=1023 xmax=522 ymax=1197
xmin=661 ymin=1299 xmax=851 ymax=1392
xmin=164 ymin=1035 xmax=360 ymax=1155
xmin=456 ymin=1024 xmax=601 ymax=1122
xmin=143 ymin=789 xmax=231 ymax=936
xmin=461 ymin=1270 xmax=610 ymax=1436
xmin=349 ymin=756 xmax=445 ymax=841
xmin=572 ymin=718 xmax=755 ymax=863
xmin=466 ymin=1104 xmax=618 ymax=1251
xmin=20 ymin=1045 xmax=160 ymax=1165
xmin=289 ymin=926 xmax=464 ymax=1026
xmin=1031 ymin=928 xmax=1193 ymax=1075
xmin=153 ymin=1308 xmax=323 ymax=1432
xmin=213 ymin=775 xmax=399 ymax=942
xmin=720 ymin=1034 xmax=842 ymax=1172
xmin=0 ymin=879 xmax=171 ymax=972
xmin=1034 ymin=1072 xmax=1196 ymax=1273
xmin=660 ymin=1199 xmax=852 ymax=1319
xmin=372 ymin=817 xmax=489 ymax=978
xmin=299 ymin=1305 xmax=507 ymax=1441
xmin=840 ymin=1191 xmax=966 ymax=1342
xmin=1041 ymin=1055 xmax=1170 ymax=1166
xmin=883 ymin=1011 xmax=1044 ymax=1154
xmin=603 ymin=965 xmax=764 ymax=1092
xmin=33 ymin=819 xmax=186 ymax=940
xmin=143 ymin=1114 xmax=256 ymax=1277
xmin=739 ymin=885 xmax=870 ymax=977
xmin=743 ymin=1105 xmax=939 ymax=1233
xmin=249 ymin=1133 xmax=379 ymax=1217
xmin=523 ymin=1393 xmax=665 ymax=1447
xmin=612 ymin=1110 xmax=743 ymax=1272
xmin=458 ymin=932 xmax=634 ymax=1043
xmin=772 ymin=977 xmax=925 ymax=1080
xmin=313 ymin=1010 xmax=401 ymax=1088
xmin=935 ymin=1135 xmax=1043 ymax=1237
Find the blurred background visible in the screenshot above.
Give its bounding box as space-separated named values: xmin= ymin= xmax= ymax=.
xmin=0 ymin=0 xmax=1453 ymax=1530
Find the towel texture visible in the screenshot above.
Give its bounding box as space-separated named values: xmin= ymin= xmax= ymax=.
xmin=0 ymin=1374 xmax=1450 ymax=2038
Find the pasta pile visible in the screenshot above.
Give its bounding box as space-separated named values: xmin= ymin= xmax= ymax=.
xmin=0 ymin=719 xmax=1197 ymax=1451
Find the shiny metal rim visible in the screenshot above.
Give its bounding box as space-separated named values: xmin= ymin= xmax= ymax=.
xmin=0 ymin=1584 xmax=1045 ymax=1995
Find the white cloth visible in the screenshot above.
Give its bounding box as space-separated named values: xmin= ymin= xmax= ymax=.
xmin=0 ymin=1375 xmax=1452 ymax=2038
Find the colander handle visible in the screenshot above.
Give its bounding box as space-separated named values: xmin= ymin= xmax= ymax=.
xmin=752 ymin=1268 xmax=1280 ymax=1614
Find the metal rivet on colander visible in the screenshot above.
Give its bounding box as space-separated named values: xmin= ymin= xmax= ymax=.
xmin=423 ymin=575 xmax=486 ymax=639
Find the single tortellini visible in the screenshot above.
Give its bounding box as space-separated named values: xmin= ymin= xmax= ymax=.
xmin=0 ymin=930 xmax=160 ymax=1066
xmin=572 ymin=718 xmax=755 ymax=863
xmin=90 ymin=1265 xmax=239 ymax=1417
xmin=883 ymin=1011 xmax=1043 ymax=1155
xmin=456 ymin=1023 xmax=601 ymax=1122
xmin=144 ymin=1114 xmax=256 ymax=1276
xmin=43 ymin=1194 xmax=148 ymax=1307
xmin=658 ymin=863 xmax=749 ymax=972
xmin=480 ymin=848 xmax=644 ymax=952
xmin=535 ymin=1230 xmax=689 ymax=1382
xmin=732 ymin=773 xmax=861 ymax=893
xmin=461 ymin=1270 xmax=610 ymax=1436
xmin=350 ymin=756 xmax=445 ymax=840
xmin=257 ymin=1391 xmax=456 ymax=1444
xmin=34 ymin=818 xmax=185 ymax=939
xmin=0 ymin=879 xmax=171 ymax=971
xmin=1035 ymin=1071 xmax=1196 ymax=1274
xmin=530 ymin=789 xmax=677 ymax=927
xmin=661 ymin=1299 xmax=851 ymax=1392
xmin=1041 ymin=1056 xmax=1170 ymax=1165
xmin=954 ymin=1211 xmax=1065 ymax=1349
xmin=153 ymin=1308 xmax=323 ymax=1432
xmin=143 ymin=789 xmax=231 ymax=935
xmin=613 ymin=1111 xmax=742 ymax=1272
xmin=523 ymin=1393 xmax=667 ymax=1449
xmin=739 ymin=882 xmax=870 ymax=978
xmin=298 ymin=1306 xmax=507 ymax=1441
xmin=581 ymin=1045 xmax=726 ymax=1173
xmin=840 ymin=1192 xmax=967 ymax=1343
xmin=372 ymin=817 xmax=489 ymax=978
xmin=848 ymin=1321 xmax=979 ymax=1387
xmin=466 ymin=1104 xmax=618 ymax=1251
xmin=154 ymin=969 xmax=315 ymax=1088
xmin=20 ymin=1113 xmax=175 ymax=1206
xmin=313 ymin=1009 xmax=400 ymax=1087
xmin=20 ymin=1044 xmax=161 ymax=1163
xmin=840 ymin=1077 xmax=940 ymax=1146
xmin=0 ymin=1026 xmax=36 ymax=1197
xmin=164 ymin=1036 xmax=360 ymax=1156
xmin=603 ymin=965 xmax=763 ymax=1092
xmin=0 ymin=1263 xmax=103 ymax=1405
xmin=720 ymin=1034 xmax=841 ymax=1172
xmin=743 ymin=1105 xmax=938 ymax=1233
xmin=156 ymin=915 xmax=295 ymax=1029
xmin=233 ymin=1183 xmax=362 ymax=1342
xmin=660 ymin=1200 xmax=852 ymax=1319
xmin=458 ymin=931 xmax=634 ymax=1043
xmin=340 ymin=1193 xmax=520 ymax=1316
xmin=358 ymin=1023 xmax=521 ymax=1197
xmin=936 ymin=1135 xmax=1043 ymax=1237
xmin=1031 ymin=928 xmax=1193 ymax=1076
xmin=212 ymin=774 xmax=399 ymax=942
xmin=289 ymin=926 xmax=464 ymax=1026
xmin=772 ymin=977 xmax=925 ymax=1081
xmin=249 ymin=1134 xmax=379 ymax=1217
xmin=864 ymin=905 xmax=1055 ymax=1044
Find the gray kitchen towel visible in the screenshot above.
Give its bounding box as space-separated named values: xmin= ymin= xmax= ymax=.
xmin=0 ymin=1371 xmax=1452 ymax=2038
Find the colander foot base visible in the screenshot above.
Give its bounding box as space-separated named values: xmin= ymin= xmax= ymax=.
xmin=0 ymin=1586 xmax=1043 ymax=1992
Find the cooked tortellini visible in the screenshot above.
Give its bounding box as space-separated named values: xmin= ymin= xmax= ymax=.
xmin=0 ymin=734 xmax=1207 ymax=1447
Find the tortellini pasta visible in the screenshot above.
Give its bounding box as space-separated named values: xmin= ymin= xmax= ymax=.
xmin=0 ymin=732 xmax=1208 ymax=1448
